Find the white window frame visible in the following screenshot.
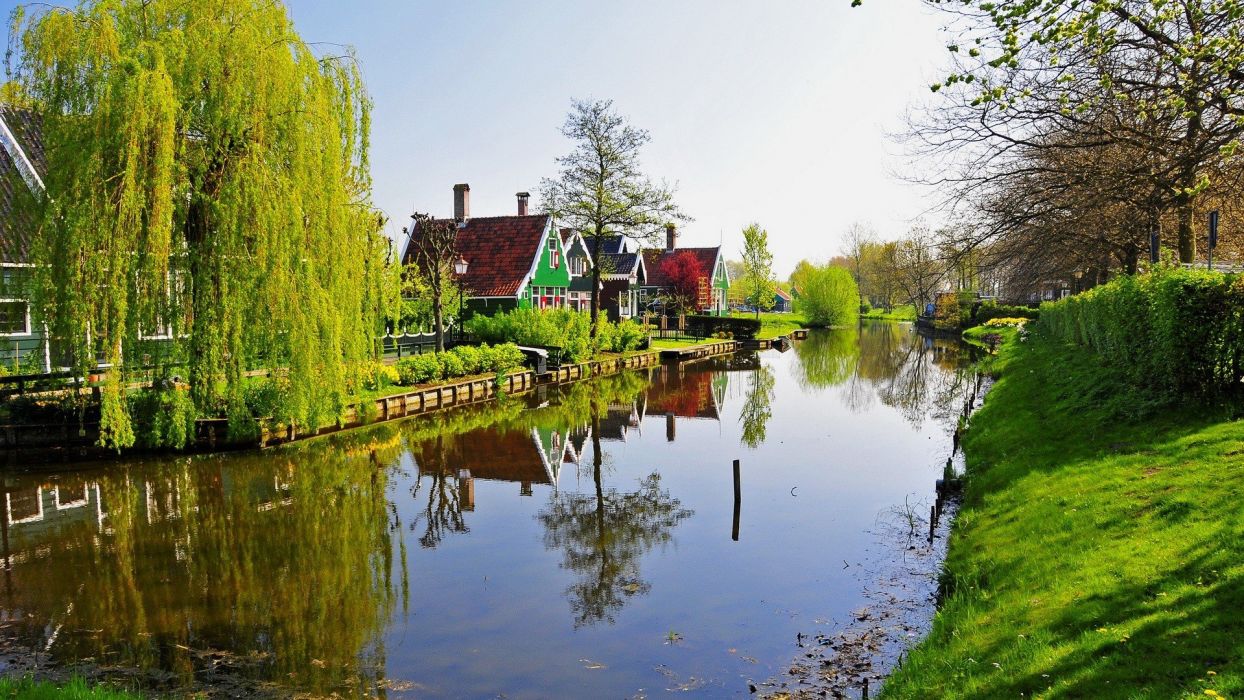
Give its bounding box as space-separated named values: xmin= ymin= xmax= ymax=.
xmin=6 ymin=488 xmax=43 ymax=525
xmin=0 ymin=298 xmax=31 ymax=337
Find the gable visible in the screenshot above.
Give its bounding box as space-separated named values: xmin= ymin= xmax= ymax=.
xmin=405 ymin=214 xmax=552 ymax=297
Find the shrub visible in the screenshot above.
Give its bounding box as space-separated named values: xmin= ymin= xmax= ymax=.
xmin=1040 ymin=268 xmax=1243 ymax=401
xmin=244 ymin=378 xmax=289 ymax=419
xmin=975 ymin=301 xmax=1039 ymax=325
xmin=396 ymin=353 xmax=442 ymax=386
xmin=466 ymin=308 xmax=641 ymax=363
xmin=130 ymin=386 xmax=197 ymax=450
xmin=984 ymin=317 xmax=1029 ymax=328
xmin=794 ymin=265 xmax=859 ymax=327
xmin=486 ymin=343 xmax=526 ymax=373
xmin=453 ymin=345 xmax=486 ymax=374
xmin=439 ymin=351 xmax=465 ymax=379
xmin=608 ymin=318 xmax=647 ymax=352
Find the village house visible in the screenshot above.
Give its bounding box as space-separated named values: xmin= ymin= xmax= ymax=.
xmin=640 ymin=224 xmax=730 ymax=316
xmin=583 ymin=235 xmax=648 ymax=320
xmin=402 ymin=185 xmax=571 ymax=314
xmin=0 ymin=106 xmax=50 ymax=372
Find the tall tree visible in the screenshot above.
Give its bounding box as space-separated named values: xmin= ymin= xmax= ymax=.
xmin=740 ymin=222 xmax=776 ymax=318
xmin=540 ymin=99 xmax=688 ymax=336
xmin=8 ymin=0 xmax=383 ymax=447
xmin=842 ymin=221 xmax=876 ymax=308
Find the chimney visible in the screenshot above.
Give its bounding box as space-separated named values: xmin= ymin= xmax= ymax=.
xmin=665 ymin=223 xmax=678 ymax=251
xmin=453 ymin=183 xmax=471 ymax=220
xmin=517 ymin=191 xmax=530 ymax=216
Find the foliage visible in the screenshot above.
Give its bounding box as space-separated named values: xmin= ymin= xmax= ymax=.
xmin=973 ymin=301 xmax=1039 ymax=325
xmin=983 ymin=317 xmax=1028 ymax=328
xmin=465 ymin=308 xmax=641 ymax=362
xmin=884 ymin=329 xmax=1244 ymax=698
xmin=393 ymin=343 xmax=526 ymax=386
xmin=128 ymin=385 xmax=197 ymax=450
xmin=860 ymin=304 xmax=917 ymax=321
xmin=540 ymin=98 xmax=687 ymax=331
xmin=658 ymin=251 xmax=706 ymax=314
xmin=791 ymin=328 xmax=860 ymax=389
xmin=740 ymin=222 xmax=776 ymax=316
xmin=1040 ymin=269 xmax=1244 ymax=401
xmin=795 ymin=264 xmax=860 ymax=327
xmin=406 ymin=215 xmax=464 ymax=352
xmin=739 ymin=364 xmax=775 ymax=448
xmin=346 ymin=361 xmax=399 ymax=395
xmin=8 ymin=0 xmax=386 ymax=450
xmin=729 ymin=312 xmax=806 ymax=339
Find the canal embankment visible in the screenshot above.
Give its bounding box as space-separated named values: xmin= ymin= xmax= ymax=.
xmin=880 ymin=328 xmax=1244 ymax=698
xmin=0 ymin=342 xmax=745 ymax=465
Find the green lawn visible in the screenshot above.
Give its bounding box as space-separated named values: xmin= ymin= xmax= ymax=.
xmin=883 ymin=331 xmax=1244 ymax=699
xmin=728 ymin=311 xmax=807 ymax=339
xmin=0 ymin=678 xmax=142 ymax=699
xmin=861 ymin=304 xmax=916 ymax=321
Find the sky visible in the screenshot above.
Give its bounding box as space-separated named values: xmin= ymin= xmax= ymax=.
xmin=3 ymin=0 xmax=953 ymax=277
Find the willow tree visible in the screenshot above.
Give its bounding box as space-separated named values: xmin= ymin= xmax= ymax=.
xmin=7 ymin=0 xmax=386 ymax=448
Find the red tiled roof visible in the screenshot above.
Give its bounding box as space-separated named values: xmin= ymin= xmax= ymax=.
xmin=405 ymin=214 xmax=550 ymax=297
xmin=642 ymin=247 xmax=720 ymax=287
xmin=0 ymin=107 xmax=45 ymax=264
xmin=775 ymin=287 xmax=792 ymax=301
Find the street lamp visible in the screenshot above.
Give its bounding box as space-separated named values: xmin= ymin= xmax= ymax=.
xmin=454 ymin=256 xmax=469 ymax=341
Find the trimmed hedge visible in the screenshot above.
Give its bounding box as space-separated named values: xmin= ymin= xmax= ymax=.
xmin=464 ymin=308 xmax=645 ymax=361
xmin=972 ymin=301 xmax=1039 ymax=326
xmin=1040 ymin=268 xmax=1244 ymax=400
xmin=394 ymin=343 xmax=526 ymax=386
xmin=685 ymin=315 xmax=760 ymax=340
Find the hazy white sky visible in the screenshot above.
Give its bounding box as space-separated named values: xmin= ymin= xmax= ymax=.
xmin=282 ymin=0 xmax=953 ymax=275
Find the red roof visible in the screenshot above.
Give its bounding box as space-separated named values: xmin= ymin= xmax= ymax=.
xmin=642 ymin=247 xmax=721 ymax=287
xmin=405 ymin=214 xmax=550 ymax=297
xmin=775 ymin=287 xmax=792 ymax=301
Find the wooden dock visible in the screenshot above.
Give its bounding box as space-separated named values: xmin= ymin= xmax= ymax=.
xmin=658 ymin=340 xmax=739 ymax=362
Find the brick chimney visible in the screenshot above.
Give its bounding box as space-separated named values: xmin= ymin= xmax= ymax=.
xmin=517 ymin=191 xmax=530 ymax=216
xmin=665 ymin=223 xmax=678 ymax=251
xmin=453 ymin=183 xmax=470 ymax=220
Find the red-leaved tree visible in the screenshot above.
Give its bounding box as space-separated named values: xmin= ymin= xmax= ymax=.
xmin=659 ymin=251 xmax=706 ymax=314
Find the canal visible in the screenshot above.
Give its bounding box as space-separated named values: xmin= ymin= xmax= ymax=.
xmin=0 ymin=323 xmax=976 ymax=698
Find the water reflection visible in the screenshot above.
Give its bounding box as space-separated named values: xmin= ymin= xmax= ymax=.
xmin=0 ymin=327 xmax=976 ymax=697
xmin=1 ymin=430 xmax=399 ymax=695
xmin=793 ymin=322 xmax=977 ymax=428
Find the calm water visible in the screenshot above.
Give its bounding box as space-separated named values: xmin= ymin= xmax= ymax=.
xmin=0 ymin=323 xmax=975 ymax=698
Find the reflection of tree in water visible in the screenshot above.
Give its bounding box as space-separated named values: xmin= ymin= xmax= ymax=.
xmin=855 ymin=323 xmax=976 ymax=425
xmin=1 ymin=426 xmax=403 ymax=696
xmin=739 ymin=363 xmax=776 ymax=448
xmin=408 ymin=438 xmax=470 ymax=549
xmin=537 ymin=401 xmax=693 ymax=628
xmin=792 ymin=327 xmax=861 ymax=390
xmin=793 ymin=324 xmax=978 ymax=426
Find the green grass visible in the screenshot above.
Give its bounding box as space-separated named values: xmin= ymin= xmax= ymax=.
xmin=882 ymin=331 xmax=1244 ymax=699
xmin=961 ymin=324 xmax=1020 ymax=349
xmin=728 ymin=311 xmax=807 ymax=339
xmin=861 ymin=304 xmax=916 ymax=321
xmin=0 ymin=677 xmax=143 ymax=699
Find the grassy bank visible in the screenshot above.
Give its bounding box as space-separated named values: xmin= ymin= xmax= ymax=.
xmin=861 ymin=304 xmax=916 ymax=321
xmin=729 ymin=312 xmax=807 ymax=339
xmin=883 ymin=330 xmax=1244 ymax=699
xmin=0 ymin=678 xmax=142 ymax=699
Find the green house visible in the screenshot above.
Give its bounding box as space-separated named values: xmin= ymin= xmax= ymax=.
xmin=403 ymin=186 xmax=572 ymax=315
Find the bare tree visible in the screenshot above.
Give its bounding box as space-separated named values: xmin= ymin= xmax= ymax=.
xmin=407 ymin=213 xmax=459 ymax=353
xmin=541 ymin=99 xmax=689 ymax=337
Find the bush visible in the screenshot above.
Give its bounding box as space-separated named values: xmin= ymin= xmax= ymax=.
xmin=794 ymin=265 xmax=859 ymax=327
xmin=438 ymin=351 xmax=465 ymax=379
xmin=686 ymin=315 xmax=760 ymax=340
xmin=984 ymin=317 xmax=1029 ymax=328
xmin=453 ymin=345 xmax=486 ymax=374
xmin=1040 ymin=268 xmax=1244 ymax=400
xmin=465 ymin=308 xmax=644 ymax=362
xmin=975 ymin=301 xmax=1039 ymax=325
xmin=396 ymin=353 xmax=442 ymax=386
xmin=486 ymin=343 xmax=526 ymax=373
xmin=130 ymin=386 xmax=197 ymax=450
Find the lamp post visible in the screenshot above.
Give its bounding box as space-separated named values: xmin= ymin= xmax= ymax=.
xmin=454 ymin=255 xmax=469 ymax=341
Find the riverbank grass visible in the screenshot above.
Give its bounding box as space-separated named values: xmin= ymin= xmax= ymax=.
xmin=729 ymin=311 xmax=807 ymax=339
xmin=883 ymin=330 xmax=1244 ymax=699
xmin=0 ymin=677 xmax=142 ymax=699
xmin=861 ymin=304 xmax=916 ymax=321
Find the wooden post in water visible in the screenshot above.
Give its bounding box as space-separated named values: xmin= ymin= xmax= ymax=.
xmin=732 ymin=459 xmax=741 ymax=542
xmin=862 ymin=676 xmax=870 ymax=699
xmin=929 ymin=505 xmax=937 ymax=542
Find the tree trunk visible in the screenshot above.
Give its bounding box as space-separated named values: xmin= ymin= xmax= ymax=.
xmin=589 ymin=253 xmax=602 ymax=340
xmin=433 ymin=285 xmax=445 ymax=353
xmin=1176 ymin=195 xmax=1196 ymax=264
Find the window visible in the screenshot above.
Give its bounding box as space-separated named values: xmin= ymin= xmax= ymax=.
xmin=0 ymin=301 xmax=29 ymax=335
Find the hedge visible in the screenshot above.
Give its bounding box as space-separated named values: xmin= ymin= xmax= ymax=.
xmin=465 ymin=308 xmax=646 ymax=361
xmin=685 ymin=315 xmax=760 ymax=340
xmin=394 ymin=343 xmax=526 ymax=387
xmin=1040 ymin=268 xmax=1244 ymax=400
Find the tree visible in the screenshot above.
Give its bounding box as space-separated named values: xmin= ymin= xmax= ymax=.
xmin=842 ymin=221 xmax=876 ymax=308
xmin=740 ymin=223 xmax=776 ymax=318
xmin=797 ymin=264 xmax=860 ymax=328
xmin=892 ymin=227 xmax=946 ymax=312
xmin=406 ymin=214 xmax=463 ymax=353
xmin=540 ymin=99 xmax=688 ymax=336
xmin=658 ymin=251 xmax=705 ymax=314
xmin=8 ymin=0 xmax=383 ymax=447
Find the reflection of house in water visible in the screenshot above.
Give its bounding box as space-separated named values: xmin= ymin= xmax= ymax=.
xmin=644 ymin=365 xmax=730 ymax=441
xmin=410 ymin=428 xmax=558 ymax=503
xmin=3 ymin=479 xmax=105 ymax=569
